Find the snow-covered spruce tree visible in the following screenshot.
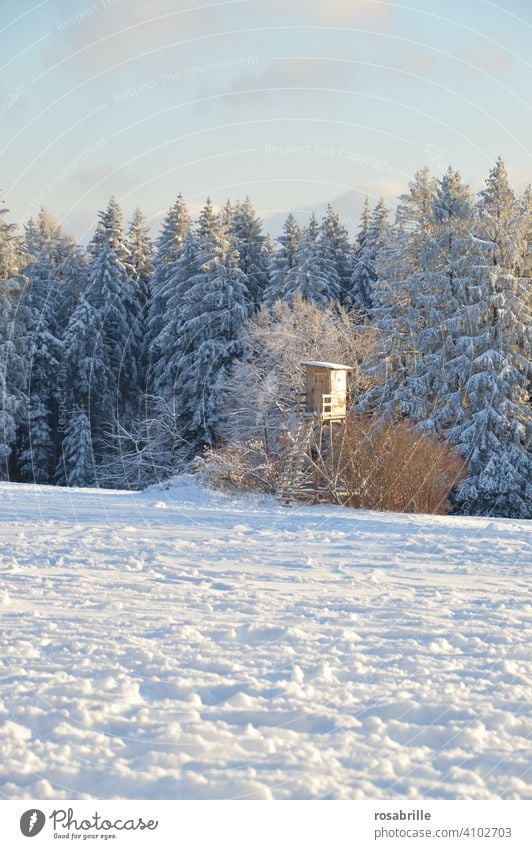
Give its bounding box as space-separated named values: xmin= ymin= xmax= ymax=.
xmin=449 ymin=159 xmax=532 ymax=518
xmin=18 ymin=210 xmax=64 ymax=483
xmin=54 ymin=296 xmax=105 ymax=484
xmin=127 ymin=207 xmax=154 ymax=318
xmin=517 ymin=184 xmax=531 ymax=277
xmin=152 ymin=230 xmax=199 ymax=401
xmin=55 ymin=236 xmax=88 ymax=330
xmin=126 ymin=207 xmax=154 ymax=402
xmin=279 ymin=215 xmax=340 ymax=305
xmin=365 ymin=169 xmax=475 ymax=427
xmin=130 ymin=200 xmax=223 ymax=474
xmin=0 ymin=282 xmax=29 ymax=480
xmin=147 ymin=194 xmax=189 ymax=358
xmin=320 ymin=205 xmax=353 ymax=304
xmin=231 ymin=197 xmax=270 ymax=306
xmin=0 ymin=190 xmax=25 ymax=280
xmin=83 ymin=198 xmax=141 ymax=455
xmin=361 ymin=167 xmax=438 ymax=416
xmin=349 ymin=197 xmax=390 ymax=313
xmin=0 ymin=192 xmax=28 ymax=478
xmin=263 ymin=213 xmax=302 ymax=305
xmin=414 ymin=168 xmax=477 ymax=433
xmin=220 ymin=198 xmax=234 ymax=231
xmin=55 ymin=408 xmax=96 ymax=487
xmin=171 ymin=213 xmax=252 ymax=451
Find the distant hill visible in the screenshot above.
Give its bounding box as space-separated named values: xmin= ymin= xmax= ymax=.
xmin=262 ymin=188 xmax=396 ymax=238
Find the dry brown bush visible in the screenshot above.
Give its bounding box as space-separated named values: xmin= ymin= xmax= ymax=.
xmin=329 ymin=414 xmax=467 ymax=514
xmin=199 ymin=414 xmax=466 ymax=515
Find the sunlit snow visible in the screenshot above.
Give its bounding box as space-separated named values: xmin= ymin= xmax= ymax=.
xmin=0 ymin=477 xmax=530 ymax=800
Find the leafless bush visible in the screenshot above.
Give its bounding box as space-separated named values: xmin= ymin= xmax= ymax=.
xmin=196 ymin=439 xmax=283 ymax=494
xmin=97 ymin=398 xmax=189 ymax=489
xmin=200 ymin=414 xmax=465 ymax=515
xmin=329 ymin=414 xmax=467 ymax=514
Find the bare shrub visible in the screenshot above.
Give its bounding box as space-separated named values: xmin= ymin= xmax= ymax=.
xmin=329 ymin=414 xmax=467 ymax=514
xmin=200 ymin=414 xmax=466 ymax=515
xmin=196 ymin=439 xmax=283 ymax=494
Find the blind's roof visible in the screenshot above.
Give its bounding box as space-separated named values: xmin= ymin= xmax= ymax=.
xmin=301 ymin=361 xmax=353 ymax=370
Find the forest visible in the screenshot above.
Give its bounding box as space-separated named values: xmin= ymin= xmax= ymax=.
xmin=0 ymin=158 xmax=530 ymax=518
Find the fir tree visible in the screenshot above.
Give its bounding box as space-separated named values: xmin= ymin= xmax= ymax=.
xmin=350 ymin=198 xmax=390 ymax=313
xmin=171 ymin=217 xmax=252 ymax=449
xmin=264 ymin=213 xmax=302 ymax=304
xmin=0 ymin=282 xmax=29 ymax=479
xmin=152 ymin=230 xmax=200 ymax=400
xmin=56 ymin=408 xmax=96 ymax=487
xmin=127 ymin=207 xmax=154 ymax=316
xmin=231 ymin=197 xmax=269 ymax=305
xmin=0 ymin=190 xmax=25 ymax=280
xmin=320 ymin=205 xmax=352 ymax=303
xmin=85 ymin=198 xmax=139 ymax=443
xmin=147 ymin=194 xmax=189 ymax=370
xmin=450 ymin=160 xmax=531 ymax=517
xmin=18 ymin=210 xmax=64 ymax=482
xmin=280 ymin=215 xmax=340 ymax=306
xmin=196 ymin=196 xmax=219 ymax=245
xmin=0 ymin=193 xmax=28 ymax=478
xmin=363 ymin=169 xmax=438 ymax=416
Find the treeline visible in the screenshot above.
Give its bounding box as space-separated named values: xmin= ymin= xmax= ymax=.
xmin=0 ymin=158 xmax=530 ymax=517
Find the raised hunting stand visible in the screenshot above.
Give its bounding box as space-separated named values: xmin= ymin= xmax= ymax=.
xmin=278 ymin=361 xmax=352 ymax=504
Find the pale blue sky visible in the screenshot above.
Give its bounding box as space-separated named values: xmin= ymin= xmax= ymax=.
xmin=1 ymin=0 xmax=530 ymax=238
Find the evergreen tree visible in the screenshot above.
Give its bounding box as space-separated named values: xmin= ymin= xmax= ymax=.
xmin=0 ymin=190 xmax=24 ymax=280
xmin=450 ymin=160 xmax=531 ymax=517
xmin=363 ymin=169 xmax=438 ymax=415
xmin=280 ymin=215 xmax=340 ymax=306
xmin=231 ymin=197 xmax=269 ymax=305
xmin=127 ymin=207 xmax=154 ymax=316
xmin=171 ymin=217 xmax=252 ymax=449
xmin=0 ymin=193 xmax=28 ymax=478
xmin=60 ymin=296 xmax=107 ymax=414
xmin=56 ymin=236 xmax=88 ymax=328
xmin=320 ymin=205 xmax=352 ymax=303
xmin=0 ymin=282 xmax=29 ymax=479
xmin=196 ymin=196 xmax=219 ymax=245
xmin=519 ymin=185 xmax=532 ymax=277
xmin=365 ymin=170 xmax=474 ymax=425
xmin=264 ymin=213 xmax=302 ymax=304
xmin=56 ymin=408 xmax=96 ymax=487
xmin=147 ymin=194 xmax=189 ymax=370
xmin=355 ymin=197 xmax=371 ymax=250
xmin=152 ymin=230 xmax=200 ymax=401
xmin=415 ymin=168 xmax=476 ymax=432
xmin=55 ymin=294 xmax=108 ymax=486
xmin=84 ymin=198 xmax=139 ymax=444
xmin=18 ymin=210 xmax=64 ymax=482
xmin=350 ymin=198 xmax=390 ymax=312
xmin=220 ymin=198 xmax=234 ymax=230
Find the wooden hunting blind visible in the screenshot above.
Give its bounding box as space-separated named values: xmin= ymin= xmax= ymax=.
xmin=277 ymin=361 xmax=352 ymax=504
xmin=302 ymin=361 xmax=352 ymax=420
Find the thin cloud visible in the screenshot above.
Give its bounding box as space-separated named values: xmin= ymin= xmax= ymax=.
xmin=457 ymin=40 xmax=513 ymax=74
xmin=260 ymin=0 xmax=394 ymax=27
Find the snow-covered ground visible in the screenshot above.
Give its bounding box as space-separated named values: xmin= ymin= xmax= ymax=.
xmin=0 ymin=477 xmax=530 ymax=800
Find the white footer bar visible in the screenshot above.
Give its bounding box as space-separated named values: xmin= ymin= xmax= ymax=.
xmin=2 ymin=799 xmax=530 ymax=848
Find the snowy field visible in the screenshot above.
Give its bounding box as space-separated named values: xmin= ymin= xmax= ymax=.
xmin=0 ymin=477 xmax=530 ymax=800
